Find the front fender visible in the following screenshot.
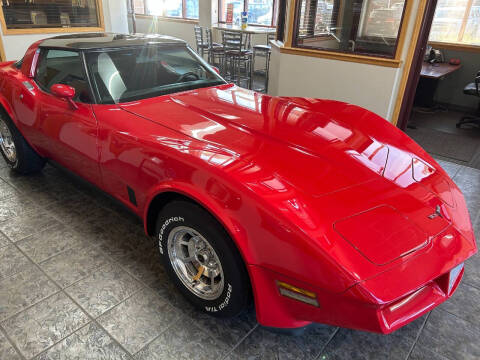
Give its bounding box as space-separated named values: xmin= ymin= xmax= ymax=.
xmin=0 ymin=93 xmax=16 ymax=124
xmin=143 ymin=180 xmax=255 ymax=267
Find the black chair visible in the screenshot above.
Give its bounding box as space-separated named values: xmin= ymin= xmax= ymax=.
xmin=251 ymin=32 xmax=275 ymax=93
xmin=457 ymin=71 xmax=480 ymax=128
xmin=206 ymin=29 xmax=224 ymax=69
xmin=222 ymin=31 xmax=252 ymax=89
xmin=194 ymin=25 xmax=208 ymax=58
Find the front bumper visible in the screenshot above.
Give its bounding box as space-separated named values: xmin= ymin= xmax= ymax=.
xmin=249 ymin=262 xmax=465 ymax=334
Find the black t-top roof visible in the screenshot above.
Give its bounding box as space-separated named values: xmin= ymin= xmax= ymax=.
xmin=40 ymin=32 xmax=186 ymax=50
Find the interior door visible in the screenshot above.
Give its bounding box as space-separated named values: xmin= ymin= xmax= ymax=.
xmin=33 ymin=48 xmax=102 ymax=186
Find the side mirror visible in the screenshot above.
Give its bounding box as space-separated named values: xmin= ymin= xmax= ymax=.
xmin=212 ymin=66 xmax=220 ymax=75
xmin=50 ymin=84 xmax=78 ymax=109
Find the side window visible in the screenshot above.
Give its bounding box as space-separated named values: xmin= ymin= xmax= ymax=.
xmin=35 ymin=49 xmax=92 ymax=103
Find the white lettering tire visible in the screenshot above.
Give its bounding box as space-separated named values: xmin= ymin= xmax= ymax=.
xmin=155 ymin=200 xmax=251 ymax=317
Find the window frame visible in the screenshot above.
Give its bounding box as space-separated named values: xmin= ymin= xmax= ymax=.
xmin=33 ymin=47 xmax=95 ymax=104
xmin=291 ymin=0 xmax=409 ymax=59
xmin=0 ymin=0 xmax=105 ymax=36
xmin=134 ymin=0 xmax=200 ymax=21
xmin=278 ymin=0 xmax=414 ymax=68
xmin=428 ymin=0 xmax=480 ymax=49
xmin=218 ymin=0 xmax=279 ymax=28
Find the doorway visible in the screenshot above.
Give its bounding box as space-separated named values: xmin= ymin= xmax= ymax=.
xmin=396 ymin=0 xmax=480 ymax=170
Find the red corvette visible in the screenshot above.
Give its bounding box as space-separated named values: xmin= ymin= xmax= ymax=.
xmin=0 ymin=33 xmax=476 ymax=334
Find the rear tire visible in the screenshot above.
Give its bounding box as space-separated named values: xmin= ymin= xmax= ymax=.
xmin=155 ymin=200 xmax=251 ymax=318
xmin=0 ymin=112 xmax=45 ymax=174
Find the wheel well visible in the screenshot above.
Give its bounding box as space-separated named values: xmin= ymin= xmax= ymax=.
xmin=0 ymin=103 xmax=12 ymax=120
xmin=145 ymin=191 xmax=197 ymax=236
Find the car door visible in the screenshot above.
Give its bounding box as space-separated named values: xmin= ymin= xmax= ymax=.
xmin=33 ymin=48 xmax=102 ymax=187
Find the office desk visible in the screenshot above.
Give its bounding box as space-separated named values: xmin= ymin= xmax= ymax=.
xmin=421 ymin=62 xmax=461 ymax=79
xmin=415 ymin=62 xmax=462 ymax=107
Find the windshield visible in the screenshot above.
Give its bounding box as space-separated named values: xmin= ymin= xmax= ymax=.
xmin=85 ymin=45 xmax=225 ymax=104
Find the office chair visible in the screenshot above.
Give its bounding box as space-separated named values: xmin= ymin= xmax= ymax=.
xmin=457 ymin=71 xmax=480 ymax=128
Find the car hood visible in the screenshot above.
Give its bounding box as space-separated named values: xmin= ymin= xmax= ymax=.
xmin=121 ymin=84 xmax=394 ymax=196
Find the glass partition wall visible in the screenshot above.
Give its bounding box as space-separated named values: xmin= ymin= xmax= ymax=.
xmin=1 ymin=0 xmax=101 ymax=31
xmin=292 ymin=0 xmax=408 ymax=58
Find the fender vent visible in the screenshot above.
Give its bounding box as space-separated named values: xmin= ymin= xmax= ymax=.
xmin=127 ymin=186 xmax=137 ymax=206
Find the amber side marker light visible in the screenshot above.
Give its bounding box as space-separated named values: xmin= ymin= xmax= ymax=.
xmin=277 ymin=281 xmax=319 ymax=307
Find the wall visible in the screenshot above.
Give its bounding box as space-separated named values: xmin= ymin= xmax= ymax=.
xmin=433 ymin=49 xmax=479 ymax=110
xmin=269 ymin=1 xmax=424 ymax=122
xmin=132 ymin=16 xmax=197 ymax=49
xmin=269 ymin=48 xmax=400 ymax=118
xmin=0 ymin=0 xmax=128 ymax=61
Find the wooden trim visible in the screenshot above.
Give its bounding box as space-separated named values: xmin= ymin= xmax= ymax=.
xmin=391 ymin=0 xmax=428 ymax=126
xmin=96 ymin=0 xmax=105 ymax=30
xmin=283 ymin=0 xmax=414 ymax=65
xmin=428 ymin=41 xmax=480 ymax=53
xmin=134 ymin=14 xmax=199 ymax=24
xmin=0 ymin=27 xmax=105 ymax=36
xmin=0 ymin=0 xmax=105 ymax=35
xmin=284 ymin=0 xmax=297 ymax=47
xmin=0 ymin=32 xmax=5 ymax=62
xmin=458 ymin=0 xmax=474 ymax=43
xmin=280 ymin=46 xmax=402 ymax=67
xmin=394 ymin=0 xmax=414 ymax=61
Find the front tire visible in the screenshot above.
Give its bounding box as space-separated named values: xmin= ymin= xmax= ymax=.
xmin=0 ymin=112 xmax=45 ymax=174
xmin=156 ymin=200 xmax=250 ymax=317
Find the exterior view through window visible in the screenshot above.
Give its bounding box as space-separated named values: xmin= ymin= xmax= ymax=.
xmin=293 ymin=0 xmax=407 ymax=58
xmin=218 ymin=0 xmax=277 ymax=27
xmin=1 ymin=0 xmax=100 ymax=30
xmin=429 ymin=0 xmax=480 ymax=45
xmin=133 ymin=0 xmax=199 ymax=19
xmin=86 ymin=45 xmax=225 ymax=104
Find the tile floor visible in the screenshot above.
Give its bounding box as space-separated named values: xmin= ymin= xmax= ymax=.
xmin=408 ymin=109 xmax=480 ymax=170
xmin=0 ymin=158 xmax=478 ymax=360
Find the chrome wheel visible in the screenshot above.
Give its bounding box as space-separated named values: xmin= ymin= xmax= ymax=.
xmin=0 ymin=119 xmax=16 ymax=163
xmin=167 ymin=226 xmax=224 ymax=300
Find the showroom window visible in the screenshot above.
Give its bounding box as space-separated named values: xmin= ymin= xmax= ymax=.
xmin=429 ymin=0 xmax=480 ymax=46
xmin=218 ymin=0 xmax=278 ymax=27
xmin=0 ymin=0 xmax=103 ymax=34
xmin=292 ymin=0 xmax=408 ymax=58
xmin=134 ymin=0 xmax=199 ymax=20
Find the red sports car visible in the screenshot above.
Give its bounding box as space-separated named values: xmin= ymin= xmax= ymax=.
xmin=0 ymin=33 xmax=476 ymax=334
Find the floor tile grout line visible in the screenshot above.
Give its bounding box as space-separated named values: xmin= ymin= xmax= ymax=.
xmin=219 ymin=323 xmax=259 ymax=360
xmin=0 ymin=320 xmax=27 ymax=360
xmin=405 ymin=312 xmax=431 ymax=360
xmin=314 ymin=327 xmax=340 ymax=360
xmin=89 ymin=320 xmax=136 ymax=360
xmin=436 ymin=307 xmax=480 ymax=333
xmin=27 ymin=320 xmax=95 ymax=360
xmin=83 ymin=284 xmax=146 ymax=322
xmin=0 ymin=217 xmax=63 ymax=245
xmin=9 ymin=235 xmax=138 ymax=359
xmin=130 ymin=310 xmax=186 ymax=357
xmin=0 ymin=288 xmax=63 ymax=325
xmin=451 ymin=164 xmax=464 ymax=181
xmin=462 ymin=277 xmax=480 ymax=292
xmin=24 ymin=239 xmax=99 ymax=266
